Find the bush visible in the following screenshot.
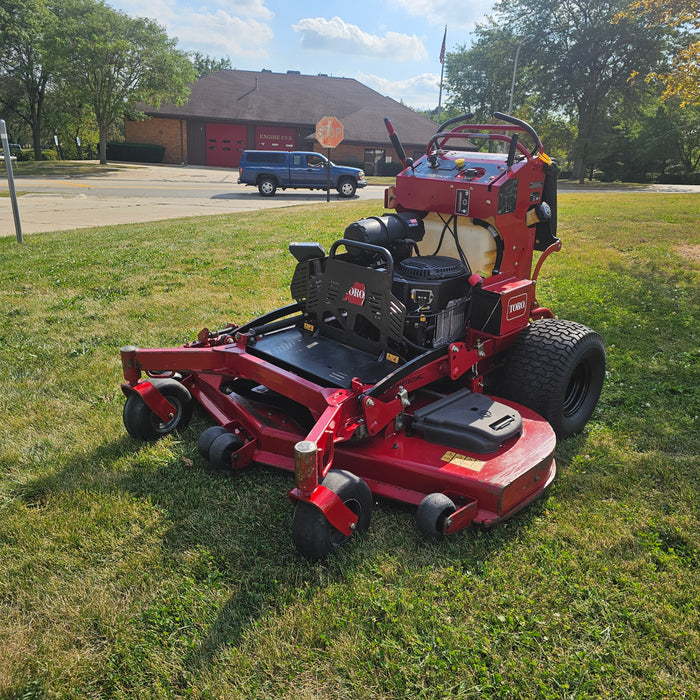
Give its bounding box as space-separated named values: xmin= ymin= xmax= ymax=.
xmin=657 ymin=169 xmax=700 ymax=185
xmin=106 ymin=141 xmax=165 ymax=163
xmin=378 ymin=161 xmax=404 ymax=177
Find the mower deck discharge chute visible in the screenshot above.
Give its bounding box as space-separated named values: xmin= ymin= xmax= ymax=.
xmin=119 ymin=114 xmax=605 ymax=561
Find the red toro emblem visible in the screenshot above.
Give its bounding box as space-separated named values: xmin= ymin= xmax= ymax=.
xmin=506 ymin=293 xmax=529 ymax=321
xmin=343 ymin=282 xmax=366 ymax=306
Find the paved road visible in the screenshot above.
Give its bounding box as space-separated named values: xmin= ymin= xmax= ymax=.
xmin=0 ymin=163 xmax=385 ymax=237
xmin=2 ymin=162 xmax=698 ymax=237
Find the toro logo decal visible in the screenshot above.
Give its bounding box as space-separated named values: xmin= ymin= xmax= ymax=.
xmin=343 ymin=282 xmax=366 ymax=306
xmin=506 ymin=293 xmax=529 ymax=320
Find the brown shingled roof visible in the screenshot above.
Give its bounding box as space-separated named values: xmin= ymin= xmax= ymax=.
xmin=144 ymin=69 xmax=437 ymax=148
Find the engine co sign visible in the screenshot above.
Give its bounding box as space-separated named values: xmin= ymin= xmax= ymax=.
xmin=315 ymin=116 xmax=344 ymax=148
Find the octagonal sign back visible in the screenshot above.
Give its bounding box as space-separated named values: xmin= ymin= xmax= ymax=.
xmin=316 ymin=116 xmax=344 ymax=149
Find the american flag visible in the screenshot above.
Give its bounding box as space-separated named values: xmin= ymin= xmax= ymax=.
xmin=439 ymin=26 xmax=447 ymax=64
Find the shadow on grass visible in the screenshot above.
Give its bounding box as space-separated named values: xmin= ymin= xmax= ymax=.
xmin=11 ymin=410 xmax=575 ymax=676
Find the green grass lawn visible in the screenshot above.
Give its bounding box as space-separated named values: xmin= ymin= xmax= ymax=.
xmin=0 ymin=159 xmax=137 ymax=179
xmin=0 ymin=194 xmax=698 ymax=698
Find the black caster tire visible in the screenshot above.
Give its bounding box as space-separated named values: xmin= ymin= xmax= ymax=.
xmin=291 ymin=470 xmax=372 ymax=561
xmin=123 ymin=378 xmax=193 ymax=441
xmin=207 ymin=432 xmax=244 ymax=470
xmin=416 ymin=493 xmax=456 ymax=537
xmin=197 ymin=426 xmax=228 ymax=459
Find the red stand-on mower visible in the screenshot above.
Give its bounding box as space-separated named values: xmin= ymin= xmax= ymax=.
xmin=119 ymin=114 xmax=605 ymax=560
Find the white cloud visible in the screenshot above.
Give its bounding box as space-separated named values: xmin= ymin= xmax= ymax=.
xmin=169 ymin=10 xmax=274 ymax=58
xmin=389 ymin=0 xmax=494 ymax=30
xmin=358 ymin=72 xmax=442 ymax=110
xmin=108 ymin=1 xmax=274 ymax=57
xmin=293 ymin=16 xmax=427 ymax=62
xmin=216 ymin=0 xmax=273 ymax=20
xmin=113 ymin=0 xmax=273 ymax=21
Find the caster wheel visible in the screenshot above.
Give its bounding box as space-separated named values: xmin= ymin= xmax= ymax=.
xmin=416 ymin=493 xmax=456 ymax=537
xmin=208 ymin=432 xmax=244 ymax=470
xmin=291 ymin=470 xmax=372 ymax=561
xmin=123 ymin=378 xmax=193 ymax=441
xmin=197 ymin=426 xmax=228 ymax=459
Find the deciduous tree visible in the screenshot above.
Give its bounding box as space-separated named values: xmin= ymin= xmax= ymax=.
xmin=61 ymin=0 xmax=195 ymax=164
xmin=0 ymin=0 xmax=62 ymax=158
xmin=445 ymin=0 xmax=669 ymax=182
xmin=616 ymin=0 xmax=700 ymax=105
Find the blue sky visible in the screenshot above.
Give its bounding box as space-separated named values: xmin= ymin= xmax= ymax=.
xmin=107 ymin=0 xmax=496 ymax=109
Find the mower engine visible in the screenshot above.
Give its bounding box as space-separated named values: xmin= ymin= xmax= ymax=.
xmin=342 ymin=212 xmax=471 ymax=350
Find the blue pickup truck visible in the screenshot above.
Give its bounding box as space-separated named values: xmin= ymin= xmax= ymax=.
xmin=238 ymin=150 xmax=367 ymax=197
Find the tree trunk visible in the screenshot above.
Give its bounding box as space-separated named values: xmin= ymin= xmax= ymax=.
xmin=572 ymin=107 xmax=597 ymax=184
xmin=31 ymin=123 xmax=43 ymax=161
xmin=98 ymin=123 xmax=107 ymax=165
xmin=30 ymin=98 xmax=42 ymax=161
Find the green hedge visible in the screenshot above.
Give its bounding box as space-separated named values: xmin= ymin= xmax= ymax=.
xmin=106 ymin=142 xmax=165 ymax=163
xmin=657 ymin=171 xmax=700 ymax=185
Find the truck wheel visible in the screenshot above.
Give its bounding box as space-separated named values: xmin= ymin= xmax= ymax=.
xmin=337 ymin=178 xmax=357 ymax=198
xmin=291 ymin=470 xmax=372 ymax=561
xmin=258 ymin=177 xmax=277 ymax=196
xmin=496 ymin=319 xmax=605 ymax=438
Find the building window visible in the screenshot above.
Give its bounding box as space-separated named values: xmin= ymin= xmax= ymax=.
xmin=363 ymin=148 xmax=385 ymax=176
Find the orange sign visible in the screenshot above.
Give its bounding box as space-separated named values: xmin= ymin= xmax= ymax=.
xmin=315 ymin=116 xmax=344 ymax=148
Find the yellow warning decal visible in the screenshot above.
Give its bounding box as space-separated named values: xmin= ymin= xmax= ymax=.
xmin=441 ymin=451 xmax=486 ymax=472
xmin=304 ymin=322 xmax=315 ymax=332
xmin=386 ymin=352 xmax=400 ymax=364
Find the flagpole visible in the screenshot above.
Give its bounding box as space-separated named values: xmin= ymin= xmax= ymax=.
xmin=437 ymin=60 xmax=445 ymax=125
xmin=437 ymin=26 xmax=447 ymax=125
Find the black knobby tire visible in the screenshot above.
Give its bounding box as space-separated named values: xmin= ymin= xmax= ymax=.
xmin=337 ymin=178 xmax=357 ymax=198
xmin=416 ymin=493 xmax=456 ymax=537
xmin=208 ymin=432 xmax=244 ymax=470
xmin=258 ymin=177 xmax=277 ymax=196
xmin=123 ymin=378 xmax=193 ymax=441
xmin=291 ymin=469 xmax=372 ymax=561
xmin=497 ymin=319 xmax=605 ymax=438
xmin=197 ymin=426 xmax=228 ymax=459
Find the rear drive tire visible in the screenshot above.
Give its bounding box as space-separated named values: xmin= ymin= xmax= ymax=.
xmin=291 ymin=470 xmax=372 ymax=561
xmin=258 ymin=177 xmax=277 ymax=196
xmin=497 ymin=319 xmax=605 ymax=438
xmin=123 ymin=378 xmax=193 ymax=441
xmin=416 ymin=493 xmax=456 ymax=537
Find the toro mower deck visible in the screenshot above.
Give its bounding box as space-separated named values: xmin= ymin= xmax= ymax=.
xmin=119 ymin=114 xmax=605 ymax=560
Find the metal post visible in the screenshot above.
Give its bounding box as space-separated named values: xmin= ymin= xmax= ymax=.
xmin=507 ymin=35 xmax=534 ymax=115
xmin=0 ymin=119 xmax=23 ymax=243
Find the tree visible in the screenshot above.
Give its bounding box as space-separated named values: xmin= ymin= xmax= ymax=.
xmin=446 ymin=0 xmax=669 ymax=182
xmin=0 ymin=0 xmax=63 ymax=158
xmin=61 ymin=0 xmax=195 ymax=164
xmin=445 ymin=21 xmax=520 ymax=121
xmin=616 ymin=0 xmax=700 ymax=105
xmin=189 ymin=52 xmax=233 ymax=79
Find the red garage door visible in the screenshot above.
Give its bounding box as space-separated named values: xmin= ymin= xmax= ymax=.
xmin=205 ymin=123 xmax=247 ymax=167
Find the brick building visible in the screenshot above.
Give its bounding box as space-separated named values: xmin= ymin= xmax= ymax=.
xmin=125 ymin=69 xmax=438 ymax=173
